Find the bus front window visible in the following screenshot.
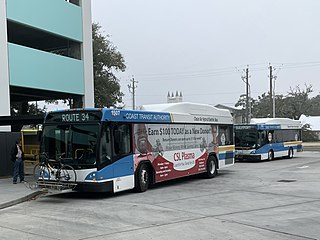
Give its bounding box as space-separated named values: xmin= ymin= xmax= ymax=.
xmin=235 ymin=130 xmax=258 ymax=149
xmin=41 ymin=124 xmax=99 ymax=168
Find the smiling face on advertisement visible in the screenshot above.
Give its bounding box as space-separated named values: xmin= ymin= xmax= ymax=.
xmin=134 ymin=124 xmax=149 ymax=154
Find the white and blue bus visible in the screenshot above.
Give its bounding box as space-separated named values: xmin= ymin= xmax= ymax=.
xmin=235 ymin=118 xmax=303 ymax=161
xmin=40 ymin=102 xmax=235 ymax=193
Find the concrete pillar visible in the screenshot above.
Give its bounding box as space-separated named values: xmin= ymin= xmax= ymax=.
xmin=0 ymin=0 xmax=11 ymax=131
xmin=81 ymin=0 xmax=94 ymax=108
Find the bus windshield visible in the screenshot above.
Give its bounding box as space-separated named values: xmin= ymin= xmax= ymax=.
xmin=41 ymin=124 xmax=99 ymax=168
xmin=235 ymin=129 xmax=258 ymax=149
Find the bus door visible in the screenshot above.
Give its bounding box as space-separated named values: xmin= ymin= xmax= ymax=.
xmin=100 ymin=123 xmax=134 ymax=190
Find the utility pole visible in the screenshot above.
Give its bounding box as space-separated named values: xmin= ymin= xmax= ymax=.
xmin=246 ymin=67 xmax=251 ymax=123
xmin=128 ymin=76 xmax=138 ymax=110
xmin=273 ymin=76 xmax=277 ymax=118
xmin=269 ymin=64 xmax=275 ymax=117
xmin=241 ymin=66 xmax=250 ymax=123
xmin=269 ymin=65 xmax=276 ymax=118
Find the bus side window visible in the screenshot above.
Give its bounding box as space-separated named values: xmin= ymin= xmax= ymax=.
xmin=218 ymin=126 xmax=233 ymax=145
xmin=268 ymin=130 xmax=274 ymax=143
xmin=261 ymin=131 xmax=268 ymax=145
xmin=100 ymin=124 xmax=112 ymax=164
xmin=113 ymin=123 xmax=131 ymax=155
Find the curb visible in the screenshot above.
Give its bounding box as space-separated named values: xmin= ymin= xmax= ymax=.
xmin=0 ymin=190 xmax=47 ymax=210
xmin=303 ymin=147 xmax=320 ymax=152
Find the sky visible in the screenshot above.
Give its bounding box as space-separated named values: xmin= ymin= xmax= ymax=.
xmin=91 ymin=0 xmax=320 ymax=109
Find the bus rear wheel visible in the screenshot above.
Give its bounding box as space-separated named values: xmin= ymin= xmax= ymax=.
xmin=268 ymin=150 xmax=274 ymax=161
xmin=135 ymin=164 xmax=150 ymax=192
xmin=287 ymin=148 xmax=294 ymax=159
xmin=205 ymin=156 xmax=217 ymax=178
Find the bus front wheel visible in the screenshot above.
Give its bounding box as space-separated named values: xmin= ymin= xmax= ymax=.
xmin=287 ymin=148 xmax=294 ymax=159
xmin=205 ymin=156 xmax=217 ymax=178
xmin=268 ymin=150 xmax=274 ymax=161
xmin=135 ymin=164 xmax=149 ymax=192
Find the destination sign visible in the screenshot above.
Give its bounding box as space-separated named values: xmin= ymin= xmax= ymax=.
xmin=45 ymin=111 xmax=102 ymax=123
xmin=234 ymin=125 xmax=256 ymax=130
xmin=257 ymin=124 xmax=281 ymax=130
xmin=103 ymin=110 xmax=172 ymax=123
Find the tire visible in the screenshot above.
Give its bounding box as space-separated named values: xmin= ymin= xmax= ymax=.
xmin=287 ymin=148 xmax=294 ymax=159
xmin=135 ymin=164 xmax=150 ymax=192
xmin=267 ymin=150 xmax=274 ymax=161
xmin=33 ymin=163 xmax=50 ymax=182
xmin=57 ymin=164 xmax=77 ymax=185
xmin=205 ymin=156 xmax=217 ymax=178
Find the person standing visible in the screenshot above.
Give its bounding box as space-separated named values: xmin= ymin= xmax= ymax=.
xmin=11 ymin=139 xmax=24 ymax=184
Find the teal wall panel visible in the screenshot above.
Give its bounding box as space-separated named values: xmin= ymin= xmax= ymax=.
xmin=6 ymin=0 xmax=82 ymax=41
xmin=8 ymin=43 xmax=84 ymax=94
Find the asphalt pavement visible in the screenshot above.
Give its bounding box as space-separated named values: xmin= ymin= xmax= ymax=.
xmin=0 ymin=175 xmax=46 ymax=210
xmin=1 ymin=151 xmax=320 ymax=240
xmin=0 ymin=143 xmax=319 ymax=211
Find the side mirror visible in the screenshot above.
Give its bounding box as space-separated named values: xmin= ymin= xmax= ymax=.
xmin=37 ymin=131 xmax=43 ymax=142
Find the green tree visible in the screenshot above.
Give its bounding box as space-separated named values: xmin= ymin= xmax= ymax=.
xmin=235 ymin=94 xmax=255 ymax=122
xmin=281 ymin=85 xmax=313 ymax=119
xmin=251 ymin=93 xmax=273 ymax=118
xmin=238 ymin=85 xmax=314 ymax=119
xmin=10 ymin=102 xmax=46 ymax=131
xmin=309 ymin=94 xmax=320 ymax=116
xmin=93 ymin=23 xmax=126 ymax=107
xmin=301 ymin=124 xmax=319 ymax=142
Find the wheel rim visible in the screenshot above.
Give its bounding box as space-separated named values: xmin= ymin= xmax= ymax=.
xmin=141 ymin=169 xmax=148 ymax=186
xmin=268 ymin=151 xmax=273 ymax=160
xmin=209 ymin=160 xmax=215 ymax=174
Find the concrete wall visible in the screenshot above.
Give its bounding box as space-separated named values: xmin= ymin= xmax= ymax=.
xmin=0 ymin=132 xmax=20 ymax=177
xmin=8 ymin=43 xmax=84 ymax=94
xmin=6 ymin=0 xmax=82 ymax=41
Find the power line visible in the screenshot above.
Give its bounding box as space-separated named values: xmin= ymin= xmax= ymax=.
xmin=120 ymin=61 xmax=320 ymax=82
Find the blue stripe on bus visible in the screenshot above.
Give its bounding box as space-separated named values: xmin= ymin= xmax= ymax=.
xmin=255 ymin=143 xmax=299 ymax=154
xmin=102 ymin=109 xmax=172 ymax=123
xmin=85 ymin=155 xmax=134 ymax=181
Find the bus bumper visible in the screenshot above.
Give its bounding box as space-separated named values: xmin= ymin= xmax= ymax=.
xmin=75 ymin=180 xmax=114 ymax=193
xmin=236 ymin=154 xmax=261 ymax=161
